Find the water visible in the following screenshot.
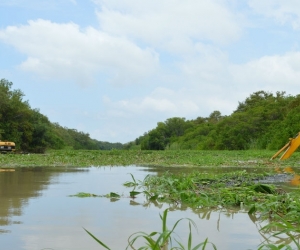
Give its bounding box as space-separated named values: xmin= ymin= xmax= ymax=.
xmin=0 ymin=166 xmax=285 ymax=250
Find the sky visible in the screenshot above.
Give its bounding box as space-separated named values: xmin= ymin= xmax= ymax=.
xmin=1 ymin=0 xmax=300 ymax=143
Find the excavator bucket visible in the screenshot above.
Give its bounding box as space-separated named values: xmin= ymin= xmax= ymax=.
xmin=271 ymin=132 xmax=300 ymax=160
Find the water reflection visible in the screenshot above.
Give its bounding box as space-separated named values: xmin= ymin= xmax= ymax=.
xmin=274 ymin=166 xmax=300 ymax=187
xmin=249 ymin=212 xmax=300 ymax=247
xmin=0 ymin=167 xmax=87 ymax=228
xmin=0 ymin=165 xmax=297 ymax=250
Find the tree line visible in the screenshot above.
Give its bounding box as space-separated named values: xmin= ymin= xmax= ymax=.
xmin=2 ymin=78 xmax=299 ymax=152
xmin=0 ymin=79 xmax=123 ymax=152
xmin=127 ymin=90 xmax=300 ymax=151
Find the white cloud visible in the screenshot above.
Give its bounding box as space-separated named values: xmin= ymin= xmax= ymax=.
xmin=230 ymin=51 xmax=300 ymax=93
xmin=72 ymin=48 xmax=300 ymax=142
xmin=248 ymin=0 xmax=300 ymax=29
xmin=141 ymin=97 xmax=176 ymax=112
xmin=178 ymin=42 xmax=231 ymax=85
xmin=0 ymin=19 xmax=159 ymax=86
xmin=104 ymin=87 xmax=200 ymax=116
xmin=95 ymin=0 xmax=243 ymax=50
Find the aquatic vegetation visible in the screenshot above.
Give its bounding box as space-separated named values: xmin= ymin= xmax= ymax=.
xmin=131 ymin=171 xmax=300 ymax=249
xmin=70 ymin=168 xmax=300 ymax=249
xmin=138 ymin=171 xmax=286 ymax=209
xmin=84 ymin=228 xmax=111 ymax=250
xmin=85 ymin=209 xmax=217 ymax=250
xmin=69 ymin=192 xmax=100 ymax=197
xmin=69 ymin=192 xmax=121 ymax=198
xmin=123 ymin=173 xmax=141 ymax=187
xmin=0 ymin=149 xmax=299 ymax=168
xmin=70 ymin=169 xmax=299 ymax=223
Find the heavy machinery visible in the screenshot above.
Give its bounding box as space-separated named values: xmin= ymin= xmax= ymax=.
xmin=271 ymin=132 xmax=300 ymax=160
xmin=0 ymin=141 xmax=16 ymax=152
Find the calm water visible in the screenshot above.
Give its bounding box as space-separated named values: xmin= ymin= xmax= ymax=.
xmin=0 ymin=166 xmax=287 ymax=250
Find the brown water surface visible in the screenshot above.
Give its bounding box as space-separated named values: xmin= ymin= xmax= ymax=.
xmin=0 ymin=165 xmax=290 ymax=250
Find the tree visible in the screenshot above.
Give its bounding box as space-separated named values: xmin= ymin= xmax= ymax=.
xmin=0 ymin=78 xmax=122 ymax=152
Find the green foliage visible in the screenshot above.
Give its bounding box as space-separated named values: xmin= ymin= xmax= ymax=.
xmin=0 ymin=79 xmax=123 ymax=152
xmin=84 ymin=228 xmax=112 ymax=250
xmin=140 ymin=118 xmax=193 ymax=150
xmin=3 ymin=78 xmax=300 ymax=152
xmin=131 ymin=91 xmax=300 ymax=151
xmin=139 ymin=170 xmax=280 ymax=209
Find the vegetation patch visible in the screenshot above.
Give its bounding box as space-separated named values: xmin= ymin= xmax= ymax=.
xmin=70 ymin=168 xmax=300 ymax=226
xmin=69 ymin=192 xmax=121 ymax=199
xmin=1 ymin=149 xmax=300 ymax=168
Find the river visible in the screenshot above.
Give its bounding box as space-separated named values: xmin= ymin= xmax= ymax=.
xmin=0 ymin=165 xmax=291 ymax=250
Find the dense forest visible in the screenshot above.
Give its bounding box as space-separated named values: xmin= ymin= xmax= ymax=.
xmin=2 ymin=78 xmax=299 ymax=152
xmin=126 ymin=90 xmax=300 ymax=151
xmin=0 ymin=79 xmax=123 ymax=152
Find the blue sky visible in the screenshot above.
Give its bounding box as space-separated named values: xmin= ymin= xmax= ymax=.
xmin=1 ymin=0 xmax=300 ymax=143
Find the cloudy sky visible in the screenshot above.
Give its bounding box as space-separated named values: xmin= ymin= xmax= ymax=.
xmin=1 ymin=0 xmax=300 ymax=143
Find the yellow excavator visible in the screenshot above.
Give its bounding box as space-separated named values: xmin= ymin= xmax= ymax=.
xmin=0 ymin=141 xmax=16 ymax=152
xmin=271 ymin=132 xmax=300 ymax=160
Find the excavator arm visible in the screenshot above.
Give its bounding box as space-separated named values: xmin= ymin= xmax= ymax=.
xmin=271 ymin=132 xmax=300 ymax=160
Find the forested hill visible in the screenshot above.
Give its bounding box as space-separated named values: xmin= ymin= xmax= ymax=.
xmin=0 ymin=79 xmax=123 ymax=152
xmin=127 ymin=90 xmax=300 ymax=151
